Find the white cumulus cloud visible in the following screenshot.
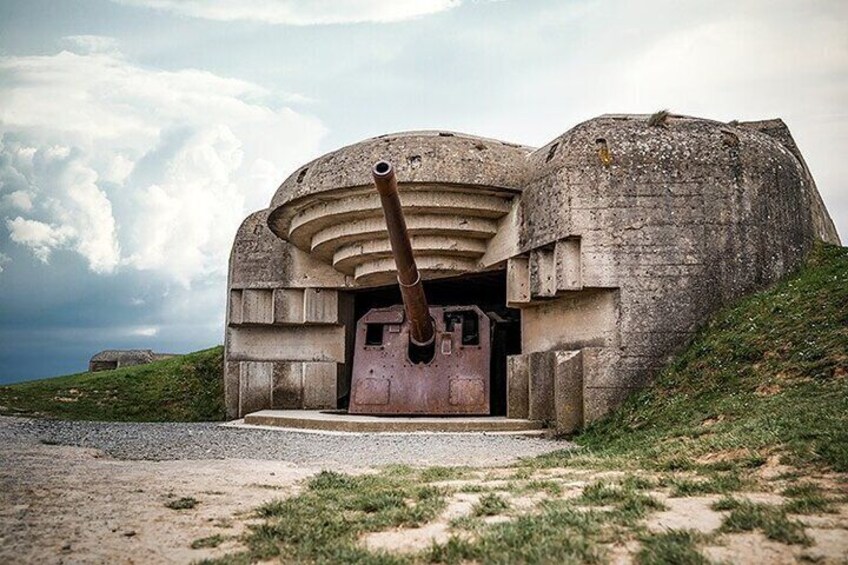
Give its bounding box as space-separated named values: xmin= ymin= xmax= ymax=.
xmin=6 ymin=217 xmax=74 ymax=263
xmin=0 ymin=45 xmax=326 ymax=283
xmin=2 ymin=190 xmax=32 ymax=211
xmin=111 ymin=0 xmax=461 ymax=24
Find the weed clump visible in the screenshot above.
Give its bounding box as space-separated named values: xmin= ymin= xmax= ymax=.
xmin=662 ymin=472 xmax=745 ymax=497
xmin=717 ymin=498 xmax=811 ymax=545
xmin=420 ymin=466 xmax=467 ymax=482
xmin=473 ymin=493 xmax=510 ymax=517
xmin=647 ymin=109 xmax=671 ymax=127
xmin=166 ymin=497 xmax=199 ymax=511
xmin=781 ymin=482 xmax=835 ymax=514
xmin=578 ymin=479 xmax=665 ymax=521
xmin=636 ymin=529 xmax=708 ymax=565
xmin=191 ymin=534 xmax=224 ymax=549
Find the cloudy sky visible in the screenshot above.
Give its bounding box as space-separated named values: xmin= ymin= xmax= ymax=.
xmin=0 ymin=0 xmax=845 ymax=383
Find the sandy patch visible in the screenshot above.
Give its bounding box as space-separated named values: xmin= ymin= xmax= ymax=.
xmin=647 ymin=496 xmax=723 ymax=533
xmin=804 ymin=527 xmax=848 ymax=562
xmin=703 ymin=532 xmax=798 ymax=564
xmin=0 ymin=443 xmax=317 ymax=565
xmin=757 ymin=454 xmax=795 ymax=480
xmin=362 ymin=522 xmax=453 ymax=554
xmin=734 ymin=492 xmax=787 ymax=505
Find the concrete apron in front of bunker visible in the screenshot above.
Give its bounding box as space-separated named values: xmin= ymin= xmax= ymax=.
xmin=224 ymin=114 xmax=840 ymax=436
xmin=229 ymin=410 xmax=545 ymax=434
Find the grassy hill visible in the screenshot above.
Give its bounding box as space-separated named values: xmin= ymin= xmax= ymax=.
xmin=0 ymin=346 xmax=225 ymax=422
xmin=539 ymin=242 xmax=848 ymax=473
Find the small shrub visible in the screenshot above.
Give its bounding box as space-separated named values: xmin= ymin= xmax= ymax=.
xmin=308 ymin=470 xmax=356 ymax=490
xmin=191 ymin=534 xmax=225 ymax=549
xmin=165 ymin=497 xmax=199 ymax=510
xmin=420 ymin=466 xmax=466 ymax=482
xmin=647 ymin=109 xmax=671 ymax=127
xmin=473 ymin=493 xmax=510 ymax=517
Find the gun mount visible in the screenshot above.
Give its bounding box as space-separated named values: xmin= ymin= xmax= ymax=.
xmin=347 ymin=161 xmax=492 ymax=415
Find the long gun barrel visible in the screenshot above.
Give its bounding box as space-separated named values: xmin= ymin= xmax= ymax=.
xmin=372 ymin=160 xmax=435 ymax=347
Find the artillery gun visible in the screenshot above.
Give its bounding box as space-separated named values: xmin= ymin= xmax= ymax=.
xmin=348 ymin=161 xmax=492 ymax=415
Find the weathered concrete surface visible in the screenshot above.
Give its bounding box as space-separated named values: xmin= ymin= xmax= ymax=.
xmin=225 ymin=114 xmax=840 ymax=426
xmin=268 ymin=130 xmax=532 ymax=211
xmin=516 ymin=115 xmax=838 ymax=423
xmin=554 ymin=350 xmax=584 ymax=432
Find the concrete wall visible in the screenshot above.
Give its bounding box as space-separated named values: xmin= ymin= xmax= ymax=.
xmin=508 ymin=116 xmax=838 ymax=424
xmin=224 ymin=209 xmax=354 ymax=418
xmin=224 ymin=116 xmax=839 ymax=425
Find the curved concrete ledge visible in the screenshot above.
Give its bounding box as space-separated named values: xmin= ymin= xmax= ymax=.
xmin=241 ymin=410 xmax=545 ymax=434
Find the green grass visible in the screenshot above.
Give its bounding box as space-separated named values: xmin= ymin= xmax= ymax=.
xmin=206 ymin=470 xmax=663 ymax=564
xmin=419 ymin=466 xmax=468 ymax=482
xmin=508 ymin=478 xmax=564 ymax=496
xmin=577 ymin=479 xmax=665 ymax=523
xmin=0 ymin=347 xmax=225 ymax=422
xmin=472 ymin=493 xmax=510 ymax=517
xmin=429 ymin=504 xmax=608 ymax=565
xmin=636 ymin=529 xmax=708 ymax=565
xmin=660 ymin=471 xmax=748 ymax=497
xmin=715 ymin=498 xmax=811 ymax=545
xmin=529 ymin=243 xmax=848 ymax=473
xmin=203 ymin=469 xmax=447 ymax=564
xmin=781 ymin=482 xmax=835 ymax=514
xmin=204 ymin=245 xmax=846 ymax=563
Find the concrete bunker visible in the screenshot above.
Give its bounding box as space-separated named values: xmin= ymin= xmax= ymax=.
xmin=224 ymin=114 xmax=839 ymax=432
xmin=88 ymin=350 xmax=178 ymax=372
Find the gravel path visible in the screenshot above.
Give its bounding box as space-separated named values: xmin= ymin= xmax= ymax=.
xmin=0 ymin=416 xmax=568 ymax=466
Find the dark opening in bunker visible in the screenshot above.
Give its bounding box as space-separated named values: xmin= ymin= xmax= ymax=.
xmin=344 ymin=270 xmax=521 ymax=415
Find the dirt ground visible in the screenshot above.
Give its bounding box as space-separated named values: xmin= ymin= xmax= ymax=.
xmin=2 ymin=434 xmax=848 ymax=564
xmin=0 ymin=440 xmax=318 ymax=564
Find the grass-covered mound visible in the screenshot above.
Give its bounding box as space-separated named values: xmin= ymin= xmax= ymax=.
xmin=0 ymin=346 xmax=225 ymax=422
xmin=539 ymin=243 xmax=848 ymax=472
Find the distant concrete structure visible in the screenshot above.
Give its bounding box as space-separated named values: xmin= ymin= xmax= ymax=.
xmin=88 ymin=350 xmax=178 ymax=372
xmin=224 ymin=114 xmax=839 ymax=430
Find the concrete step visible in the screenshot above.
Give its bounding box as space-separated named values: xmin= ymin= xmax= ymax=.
xmin=239 ymin=410 xmax=545 ymax=434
